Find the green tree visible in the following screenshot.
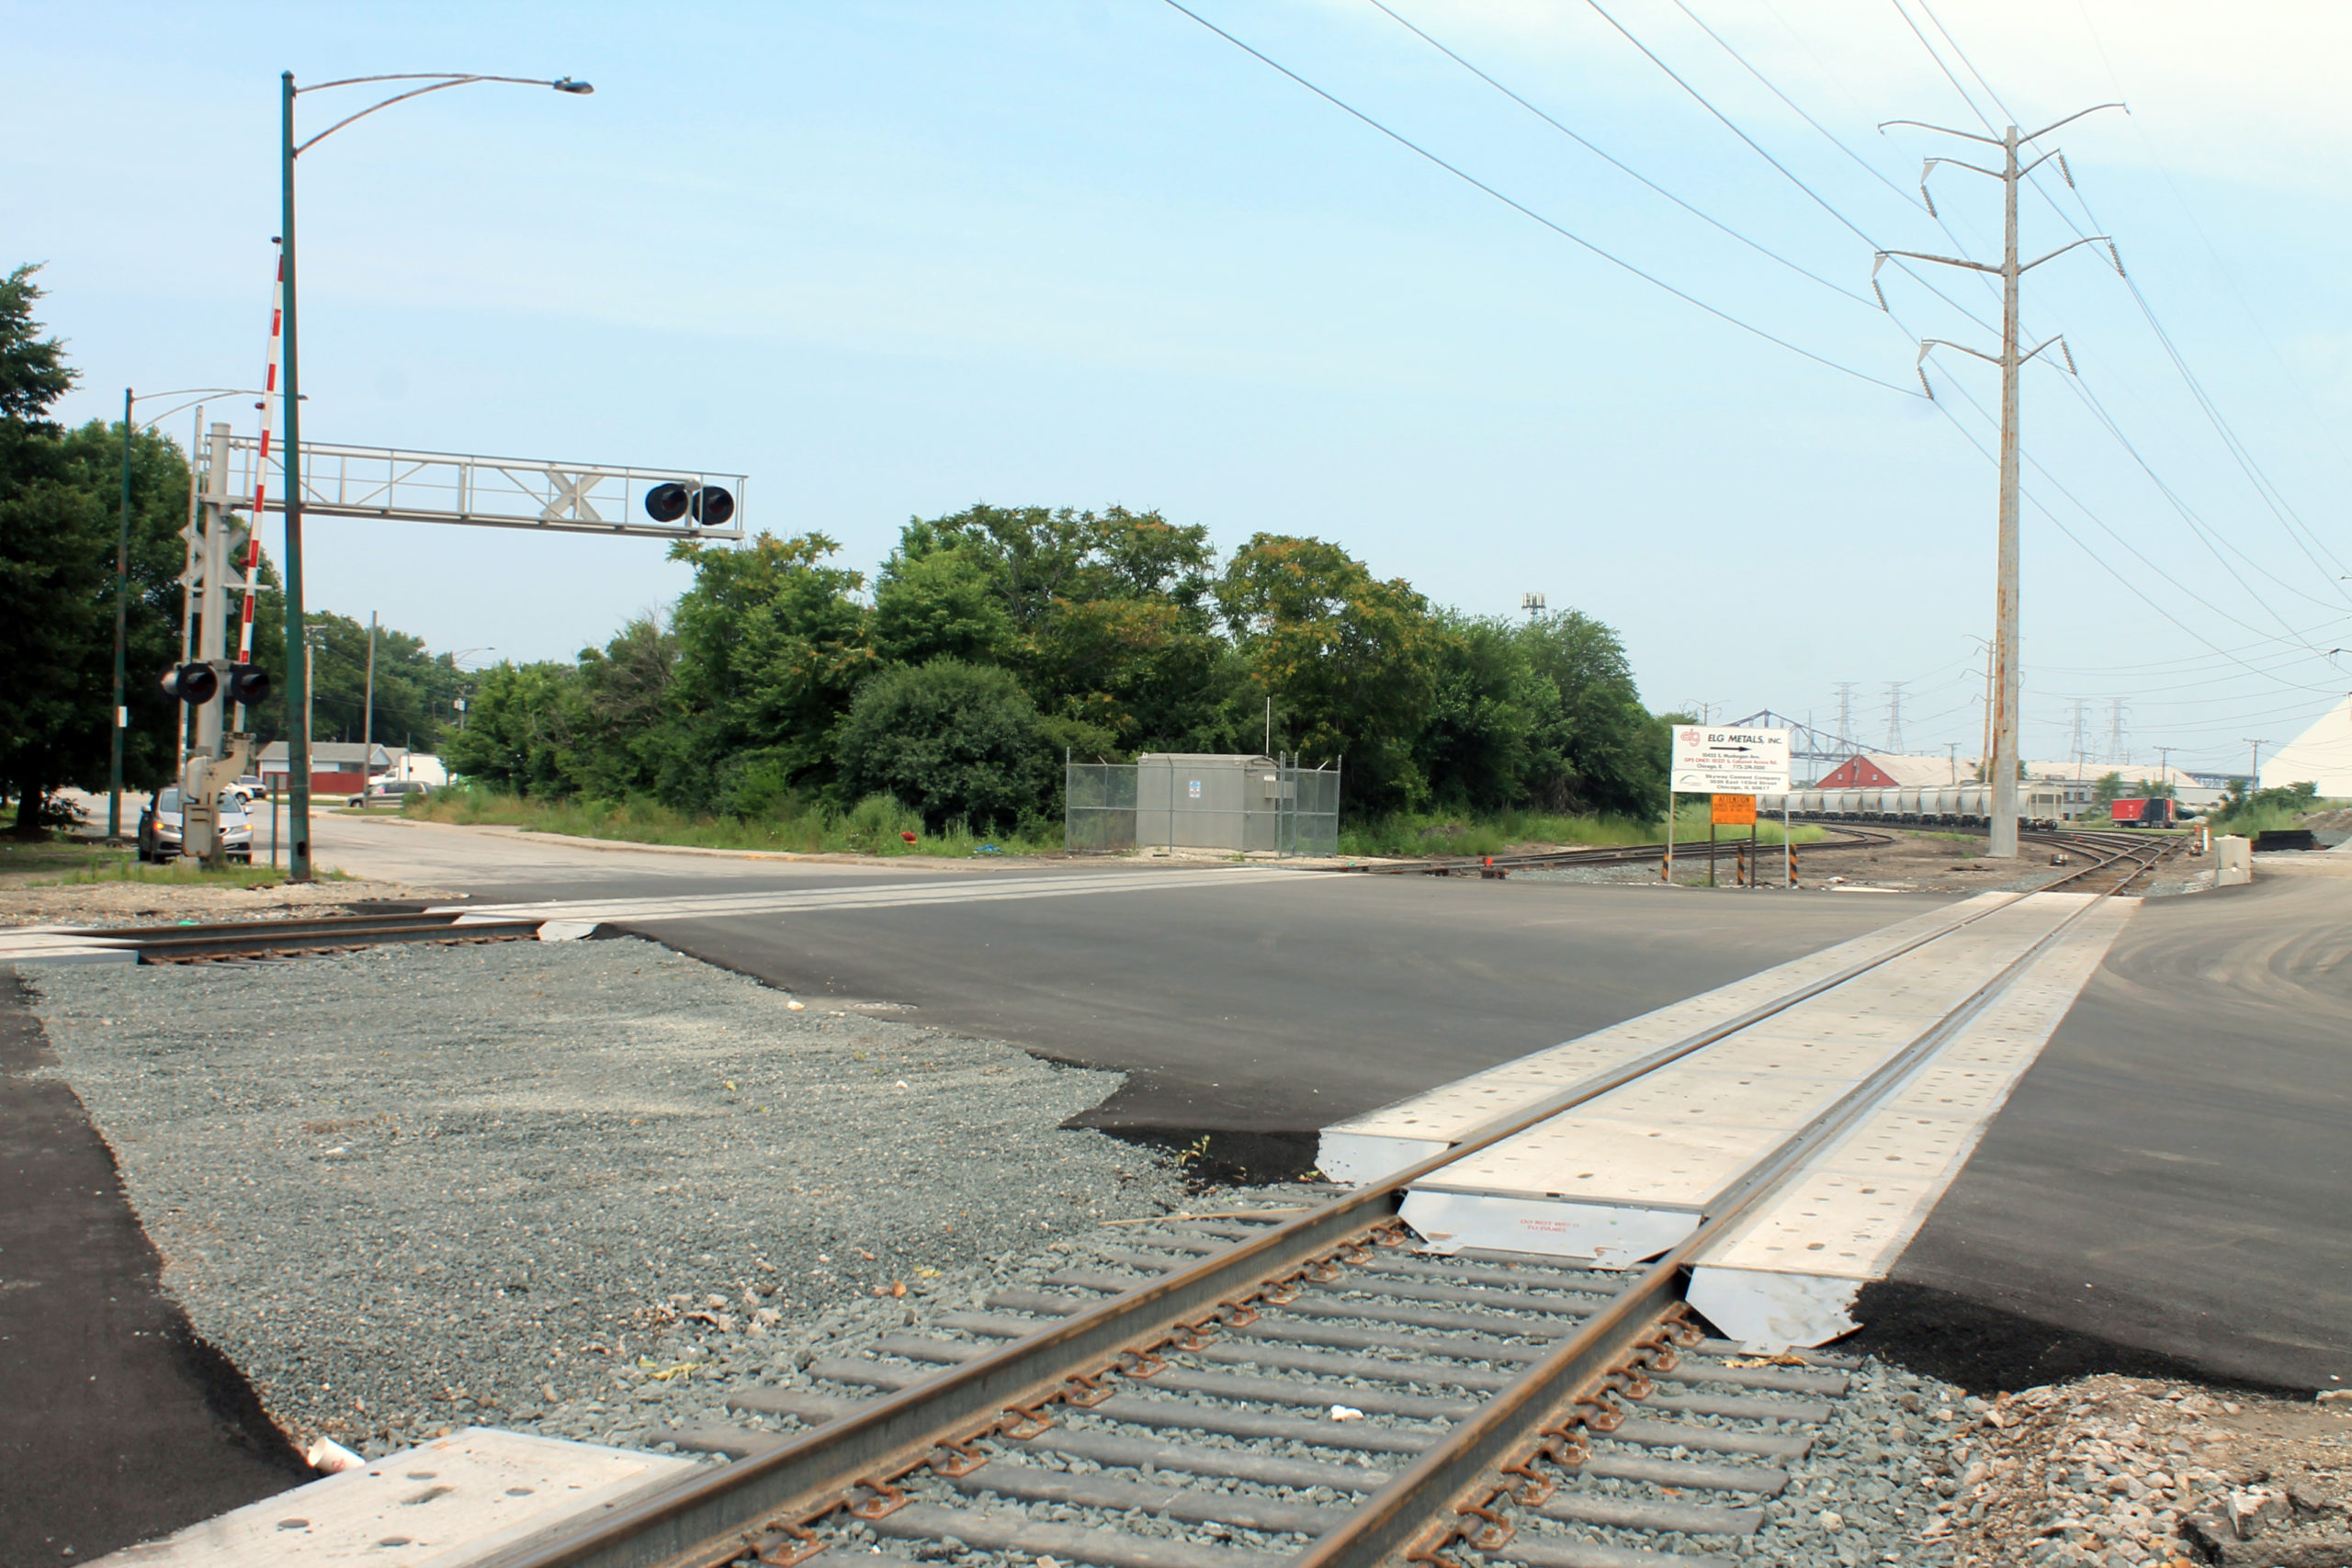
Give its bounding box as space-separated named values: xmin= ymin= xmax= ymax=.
xmin=882 ymin=503 xmax=1229 ymax=755
xmin=1417 ymin=615 xmax=1542 ymax=811
xmin=0 ymin=266 xmax=198 ymax=829
xmin=566 ymin=615 xmax=680 ymax=800
xmin=440 ymin=660 xmax=583 ymax=796
xmin=833 ymin=658 xmax=1050 ymax=833
xmin=662 ymin=531 xmax=874 ymax=812
xmin=1518 ymin=610 xmax=1666 ymax=817
xmin=1216 ymin=534 xmax=1442 ymax=813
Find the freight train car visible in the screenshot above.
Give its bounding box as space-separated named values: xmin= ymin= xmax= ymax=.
xmin=1758 ymin=784 xmax=2065 ymax=830
xmin=2110 ymin=796 xmax=2177 ymax=828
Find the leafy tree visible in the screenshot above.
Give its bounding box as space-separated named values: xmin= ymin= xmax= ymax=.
xmin=297 ymin=610 xmax=467 ymax=752
xmin=440 ymin=660 xmax=583 ymax=796
xmin=871 ymin=547 xmax=1016 ymax=667
xmin=1517 ymin=610 xmax=1662 ymax=817
xmin=1416 ymin=615 xmax=1542 ymax=811
xmin=884 ymin=503 xmax=1229 ymax=753
xmin=567 ymin=615 xmax=680 ymax=799
xmin=833 ymin=657 xmax=1049 ymax=833
xmin=0 ymin=267 xmax=195 ymax=828
xmin=1216 ymin=534 xmax=1442 ymax=813
xmin=662 ymin=532 xmax=874 ymax=812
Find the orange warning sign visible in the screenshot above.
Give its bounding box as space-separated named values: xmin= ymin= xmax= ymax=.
xmin=1711 ymin=793 xmax=1757 ymax=826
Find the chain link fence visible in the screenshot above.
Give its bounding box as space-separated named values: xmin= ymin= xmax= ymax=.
xmin=1065 ymin=753 xmax=1340 ymax=857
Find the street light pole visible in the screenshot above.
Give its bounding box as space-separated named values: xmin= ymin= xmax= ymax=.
xmin=109 ymin=387 xmax=133 ymax=841
xmin=279 ymin=69 xmax=313 ymax=880
xmin=274 ymin=68 xmax=590 ymax=880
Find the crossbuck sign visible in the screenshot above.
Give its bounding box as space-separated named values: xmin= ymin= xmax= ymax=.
xmin=1670 ymin=726 xmax=1792 ymax=795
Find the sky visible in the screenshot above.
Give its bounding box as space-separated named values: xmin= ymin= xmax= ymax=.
xmin=10 ymin=0 xmax=2352 ymax=778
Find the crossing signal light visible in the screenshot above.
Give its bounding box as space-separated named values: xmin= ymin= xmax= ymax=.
xmin=644 ymin=481 xmax=736 ymax=527
xmin=644 ymin=481 xmax=690 ymax=524
xmin=160 ymin=662 xmax=218 ymax=705
xmin=225 ymin=663 xmax=269 ymax=706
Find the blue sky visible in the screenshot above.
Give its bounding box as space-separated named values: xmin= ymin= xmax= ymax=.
xmin=11 ymin=1 xmax=2351 ymax=775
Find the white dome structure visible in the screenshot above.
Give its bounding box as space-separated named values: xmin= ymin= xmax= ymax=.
xmin=2262 ymin=694 xmax=2352 ymax=796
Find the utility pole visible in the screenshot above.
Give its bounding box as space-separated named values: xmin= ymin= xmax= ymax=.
xmin=2155 ymin=744 xmax=2174 ymax=791
xmin=109 ymin=387 xmax=134 ymax=842
xmin=361 ymin=610 xmax=379 ymax=795
xmin=2244 ymin=739 xmax=2267 ymax=795
xmin=1947 ymin=740 xmax=1958 ymax=784
xmin=1881 ymin=104 xmax=2122 ymax=856
xmin=1883 ymin=682 xmax=1907 ymax=754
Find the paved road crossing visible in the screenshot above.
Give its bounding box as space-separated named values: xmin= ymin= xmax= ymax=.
xmin=432 ymin=865 xmax=1337 ymax=928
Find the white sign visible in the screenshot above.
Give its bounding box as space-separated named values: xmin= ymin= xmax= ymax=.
xmin=1670 ymin=727 xmax=1792 ymax=795
xmin=1188 ymin=778 xmax=1202 ymax=799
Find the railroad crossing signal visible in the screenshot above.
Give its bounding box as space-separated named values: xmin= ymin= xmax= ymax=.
xmin=160 ymin=662 xmax=219 ymax=705
xmin=160 ymin=660 xmax=268 ymax=707
xmin=224 ymin=662 xmax=269 ymax=706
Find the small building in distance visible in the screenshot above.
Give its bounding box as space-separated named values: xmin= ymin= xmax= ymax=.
xmin=1813 ymin=752 xmax=1976 ymax=790
xmin=257 ymin=741 xmax=392 ymax=796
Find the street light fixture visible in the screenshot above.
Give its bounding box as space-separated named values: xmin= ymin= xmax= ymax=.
xmin=276 ymin=70 xmax=591 ymax=882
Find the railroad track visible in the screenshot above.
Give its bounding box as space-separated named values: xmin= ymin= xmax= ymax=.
xmin=74 ymin=910 xmax=545 ymax=964
xmin=481 ymin=859 xmax=2154 ymax=1568
xmin=1353 ymin=823 xmax=1895 ymax=877
xmin=2027 ymin=829 xmax=2185 ymax=897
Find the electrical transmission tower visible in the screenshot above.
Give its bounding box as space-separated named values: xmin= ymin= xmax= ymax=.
xmin=2107 ymin=697 xmax=2127 ymax=764
xmin=1833 ymin=682 xmax=1858 ymax=753
xmin=1883 ymin=682 xmax=1908 ymax=753
xmin=2068 ymin=699 xmax=2090 ymax=772
xmin=1879 ymin=104 xmax=2124 ymax=856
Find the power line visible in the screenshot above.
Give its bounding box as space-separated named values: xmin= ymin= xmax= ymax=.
xmin=1917 ymin=370 xmax=2341 ymax=695
xmin=1363 ymin=0 xmax=1878 ymax=306
xmin=1907 ymin=0 xmax=2352 ymax=599
xmin=1668 ymin=0 xmax=1928 ymax=212
xmin=1158 ymin=0 xmax=1919 ymax=395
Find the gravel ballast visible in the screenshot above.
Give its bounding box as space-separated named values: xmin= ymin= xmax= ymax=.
xmin=25 ymin=938 xmax=1193 ymax=1457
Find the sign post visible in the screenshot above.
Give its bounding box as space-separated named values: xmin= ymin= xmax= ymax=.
xmin=1673 ymin=728 xmax=1790 ymax=892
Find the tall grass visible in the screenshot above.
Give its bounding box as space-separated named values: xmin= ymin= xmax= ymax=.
xmin=409 ymin=785 xmax=1060 ymax=858
xmin=2205 ymin=799 xmax=2342 ymax=839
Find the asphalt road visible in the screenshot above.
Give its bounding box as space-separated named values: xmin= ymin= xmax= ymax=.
xmin=314 ymin=818 xmax=2352 ymax=1389
xmin=1879 ymin=866 xmax=2352 ymax=1393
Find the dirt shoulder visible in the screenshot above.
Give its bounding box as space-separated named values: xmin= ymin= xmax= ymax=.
xmin=0 ymin=875 xmax=458 ymax=929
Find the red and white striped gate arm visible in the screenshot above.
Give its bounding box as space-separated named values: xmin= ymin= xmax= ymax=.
xmin=234 ymin=247 xmax=284 ymax=728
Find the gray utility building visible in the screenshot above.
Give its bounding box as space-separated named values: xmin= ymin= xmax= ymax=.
xmin=1066 ymin=752 xmax=1340 ymax=856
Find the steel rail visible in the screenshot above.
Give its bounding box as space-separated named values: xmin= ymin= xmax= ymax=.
xmin=131 ymin=919 xmax=545 ymax=962
xmin=477 ymin=882 xmax=2056 ymax=1568
xmin=1300 ymin=840 xmax=2156 ymax=1568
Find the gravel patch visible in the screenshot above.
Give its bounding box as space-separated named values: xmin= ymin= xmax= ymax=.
xmin=24 ymin=939 xmax=1193 ymax=1458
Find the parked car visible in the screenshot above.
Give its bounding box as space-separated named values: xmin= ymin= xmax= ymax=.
xmin=347 ymin=779 xmax=433 ymax=808
xmin=136 ymin=788 xmax=255 ymax=863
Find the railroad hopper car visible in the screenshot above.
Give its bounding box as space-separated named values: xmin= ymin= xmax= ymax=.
xmin=2109 ymin=796 xmax=2177 ymax=828
xmin=1758 ymin=783 xmax=2066 ymax=830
